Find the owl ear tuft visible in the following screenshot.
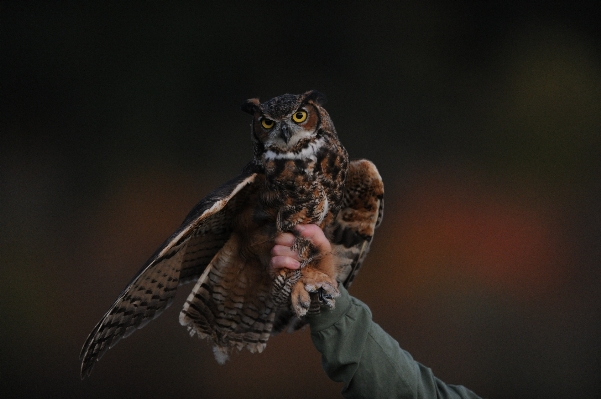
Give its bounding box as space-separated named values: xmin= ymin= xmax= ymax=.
xmin=303 ymin=90 xmax=327 ymax=106
xmin=241 ymin=98 xmax=261 ymax=114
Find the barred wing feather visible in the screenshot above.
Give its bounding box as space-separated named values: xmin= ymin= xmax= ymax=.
xmin=79 ymin=167 xmax=258 ymax=378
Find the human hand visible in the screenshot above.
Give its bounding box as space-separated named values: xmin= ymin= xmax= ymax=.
xmin=269 ymin=224 xmax=332 ymax=272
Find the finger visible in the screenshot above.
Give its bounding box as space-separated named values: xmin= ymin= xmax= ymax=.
xmin=271 ymin=244 xmax=301 ymax=260
xmin=270 ymin=255 xmax=301 ymax=271
xmin=274 ymin=232 xmax=295 ymax=247
xmin=295 ymin=224 xmax=332 ymax=252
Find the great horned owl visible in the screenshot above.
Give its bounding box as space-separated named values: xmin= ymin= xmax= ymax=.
xmin=80 ymin=90 xmax=384 ymax=377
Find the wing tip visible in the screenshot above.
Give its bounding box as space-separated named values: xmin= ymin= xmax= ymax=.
xmin=80 ymin=362 xmax=92 ymax=379
xmin=80 ymin=348 xmax=97 ymax=379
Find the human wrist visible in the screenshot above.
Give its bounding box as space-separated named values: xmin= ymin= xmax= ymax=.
xmin=307 ymin=284 xmax=352 ymax=333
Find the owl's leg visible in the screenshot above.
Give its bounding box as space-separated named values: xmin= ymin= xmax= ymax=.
xmin=271 ymin=269 xmax=301 ymax=307
xmin=289 ymin=235 xmax=340 ymax=317
xmin=270 ymin=233 xmax=318 ymax=308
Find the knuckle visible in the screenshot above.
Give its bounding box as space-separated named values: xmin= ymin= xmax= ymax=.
xmin=285 ymin=258 xmax=300 ymax=269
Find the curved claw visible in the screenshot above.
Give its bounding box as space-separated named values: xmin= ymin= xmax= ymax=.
xmin=319 ymin=289 xmax=333 ymax=302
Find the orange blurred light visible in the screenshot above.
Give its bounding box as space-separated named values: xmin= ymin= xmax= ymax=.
xmin=384 ymin=169 xmax=568 ymax=297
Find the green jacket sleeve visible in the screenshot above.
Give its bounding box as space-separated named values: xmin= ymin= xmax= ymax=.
xmin=307 ymin=285 xmax=482 ymax=399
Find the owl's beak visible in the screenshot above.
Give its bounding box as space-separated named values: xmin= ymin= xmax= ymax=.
xmin=279 ymin=124 xmax=291 ymax=144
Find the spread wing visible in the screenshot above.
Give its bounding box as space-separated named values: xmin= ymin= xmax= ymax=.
xmin=79 ymin=165 xmax=259 ymax=378
xmin=326 ymin=159 xmax=384 ymax=288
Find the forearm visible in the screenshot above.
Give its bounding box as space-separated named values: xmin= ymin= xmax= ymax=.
xmin=308 ymin=285 xmax=481 ymax=399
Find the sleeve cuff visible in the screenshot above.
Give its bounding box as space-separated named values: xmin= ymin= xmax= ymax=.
xmin=306 ymin=284 xmax=354 ymax=332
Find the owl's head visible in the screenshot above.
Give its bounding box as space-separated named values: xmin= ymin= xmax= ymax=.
xmin=241 ymin=90 xmax=336 ymax=155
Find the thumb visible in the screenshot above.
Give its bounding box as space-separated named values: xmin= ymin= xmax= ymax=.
xmin=295 ymin=224 xmax=332 ymax=253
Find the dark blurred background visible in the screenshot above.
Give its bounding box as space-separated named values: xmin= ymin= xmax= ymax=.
xmin=2 ymin=2 xmax=600 ymax=398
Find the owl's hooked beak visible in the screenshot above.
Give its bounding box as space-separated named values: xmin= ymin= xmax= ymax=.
xmin=279 ymin=124 xmax=292 ymax=144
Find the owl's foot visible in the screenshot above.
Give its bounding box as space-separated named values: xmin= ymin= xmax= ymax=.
xmin=291 ymin=268 xmax=340 ymax=318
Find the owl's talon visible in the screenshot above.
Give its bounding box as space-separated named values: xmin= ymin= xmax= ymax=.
xmin=317 ymin=288 xmax=336 ymax=308
xmin=319 ymin=289 xmax=332 ymax=302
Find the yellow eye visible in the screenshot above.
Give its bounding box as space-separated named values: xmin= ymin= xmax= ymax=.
xmin=291 ymin=110 xmax=308 ymax=123
xmin=261 ymin=118 xmax=275 ymax=129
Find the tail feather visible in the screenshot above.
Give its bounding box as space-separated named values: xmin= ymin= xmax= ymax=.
xmin=179 ymin=235 xmax=277 ymax=363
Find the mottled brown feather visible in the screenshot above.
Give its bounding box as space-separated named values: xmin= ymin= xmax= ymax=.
xmin=273 ymin=159 xmax=384 ymax=332
xmin=80 ymin=92 xmax=384 ymax=377
xmin=326 ymin=159 xmax=384 ymax=288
